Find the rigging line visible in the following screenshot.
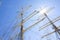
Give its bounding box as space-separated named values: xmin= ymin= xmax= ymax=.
xmin=3 ymin=5 xmax=31 ymax=38
xmin=4 ymin=10 xmax=38 ymax=38
xmin=7 ymin=6 xmax=31 ymax=40
xmin=55 ymin=28 xmax=60 ymax=40
xmin=5 ymin=21 xmax=21 ymax=39
xmin=9 ymin=24 xmax=18 ymax=37
xmin=2 ymin=12 xmax=20 ymax=37
xmin=7 ymin=11 xmax=37 ymax=35
xmin=55 ymin=32 xmax=60 ymax=40
xmin=17 ymin=5 xmax=32 ymax=19
xmin=2 ymin=6 xmax=53 ymax=38
xmin=7 ymin=7 xmax=49 ymax=35
xmin=39 ymin=16 xmax=60 ymax=31
xmin=39 ymin=7 xmax=55 ymax=31
xmin=12 ymin=9 xmax=47 ymax=33
xmin=23 ymin=7 xmax=47 ymax=23
xmin=9 ymin=32 xmax=20 ymax=40
xmin=44 ymin=13 xmax=60 ymax=40
xmin=2 ymin=11 xmax=21 ymax=37
xmin=8 ymin=5 xmax=32 ymax=35
xmin=7 ymin=24 xmax=21 ymax=40
xmin=42 ymin=30 xmax=55 ymax=38
xmin=5 ymin=15 xmax=45 ymax=38
xmin=14 ymin=32 xmax=20 ymax=40
xmin=23 ymin=10 xmax=38 ymax=22
xmin=3 ymin=6 xmax=53 ymax=38
xmin=6 ymin=10 xmax=45 ymax=35
xmin=41 ymin=26 xmax=60 ymax=38
xmin=54 ymin=28 xmax=60 ymax=40
xmin=23 ymin=17 xmax=46 ymax=32
xmin=2 ymin=19 xmax=18 ymax=37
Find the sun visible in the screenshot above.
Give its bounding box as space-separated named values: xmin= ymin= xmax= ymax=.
xmin=40 ymin=8 xmax=47 ymax=14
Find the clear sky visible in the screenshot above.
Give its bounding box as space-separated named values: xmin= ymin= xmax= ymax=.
xmin=0 ymin=0 xmax=60 ymax=40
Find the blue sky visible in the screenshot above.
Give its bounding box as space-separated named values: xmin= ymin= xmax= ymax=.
xmin=0 ymin=0 xmax=60 ymax=40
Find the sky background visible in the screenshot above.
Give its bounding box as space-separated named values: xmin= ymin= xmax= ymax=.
xmin=0 ymin=0 xmax=60 ymax=40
